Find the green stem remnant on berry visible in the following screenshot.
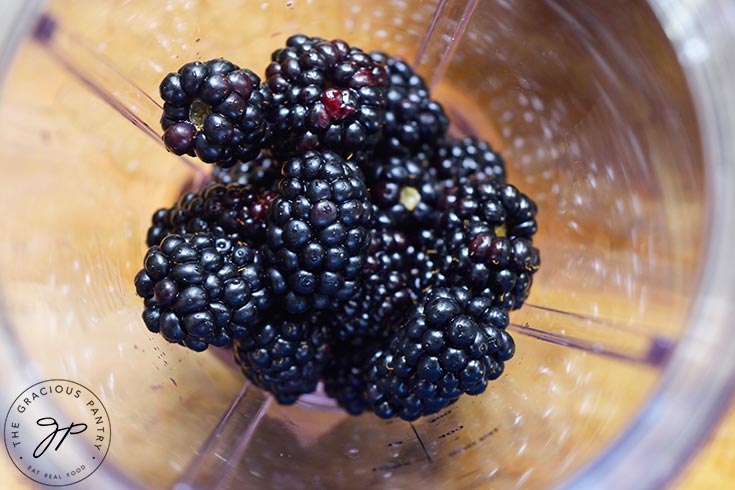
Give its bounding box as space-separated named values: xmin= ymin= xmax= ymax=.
xmin=399 ymin=186 xmax=421 ymax=212
xmin=160 ymin=58 xmax=270 ymax=168
xmin=188 ymin=98 xmax=212 ymax=130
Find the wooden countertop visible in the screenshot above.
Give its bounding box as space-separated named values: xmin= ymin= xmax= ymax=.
xmin=673 ymin=400 xmax=735 ymax=489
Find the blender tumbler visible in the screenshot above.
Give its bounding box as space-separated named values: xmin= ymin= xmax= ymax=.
xmin=0 ymin=1 xmax=733 ymax=489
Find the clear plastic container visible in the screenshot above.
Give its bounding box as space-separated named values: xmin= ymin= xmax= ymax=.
xmin=0 ymin=1 xmax=733 ymax=489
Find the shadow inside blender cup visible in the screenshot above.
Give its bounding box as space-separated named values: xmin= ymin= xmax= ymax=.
xmin=0 ymin=0 xmax=705 ymax=488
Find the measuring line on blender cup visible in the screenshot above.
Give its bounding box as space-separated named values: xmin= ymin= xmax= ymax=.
xmin=435 ymin=424 xmax=464 ymax=440
xmin=372 ymin=427 xmax=435 ymax=472
xmin=410 ymin=423 xmax=433 ymax=462
xmin=376 ymin=420 xmax=500 ymax=473
xmin=384 ymin=425 xmax=433 ymax=448
xmin=428 ymin=409 xmax=452 ymax=423
xmin=447 ymin=426 xmax=503 ymax=462
xmin=31 ymin=12 xmax=209 ymax=180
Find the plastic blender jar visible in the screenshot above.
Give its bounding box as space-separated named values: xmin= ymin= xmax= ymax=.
xmin=0 ymin=1 xmax=733 ymax=489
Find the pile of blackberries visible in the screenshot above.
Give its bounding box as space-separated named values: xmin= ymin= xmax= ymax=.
xmin=134 ymin=34 xmax=540 ymax=420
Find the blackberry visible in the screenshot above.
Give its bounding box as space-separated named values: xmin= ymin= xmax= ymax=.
xmin=263 ymin=34 xmax=388 ymax=160
xmin=323 ymin=339 xmax=385 ymax=415
xmin=433 ymin=137 xmax=507 ymax=185
xmin=439 ymin=179 xmax=540 ymax=310
xmin=210 ymin=154 xmax=281 ymax=190
xmin=329 ymin=228 xmax=417 ymax=343
xmin=369 ymin=52 xmax=449 ymax=157
xmin=442 ymin=178 xmax=538 ymax=241
xmin=146 ymin=183 xmax=277 ymax=247
xmin=264 ymin=150 xmax=373 ymax=314
xmin=159 ymin=58 xmax=270 ymax=168
xmin=133 ymin=234 xmax=270 ymax=352
xmin=405 ymin=228 xmax=451 ymax=295
xmin=366 ymin=153 xmax=440 ymax=228
xmin=234 ymin=313 xmax=330 ymax=404
xmin=365 ymin=287 xmax=514 ymax=421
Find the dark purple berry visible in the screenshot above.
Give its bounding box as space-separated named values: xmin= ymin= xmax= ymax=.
xmin=264 ymin=150 xmax=373 ymax=314
xmin=433 ymin=137 xmax=507 ymax=185
xmin=264 ymin=35 xmax=387 ymax=162
xmin=146 ymin=183 xmax=277 ymax=247
xmin=369 ymin=52 xmax=449 ymax=158
xmin=134 ymin=234 xmax=270 ymax=351
xmin=435 ymin=178 xmax=540 ymax=309
xmin=159 ymin=58 xmax=271 ymax=168
xmin=234 ymin=313 xmax=330 ymax=404
xmin=365 ymin=287 xmax=514 ymax=421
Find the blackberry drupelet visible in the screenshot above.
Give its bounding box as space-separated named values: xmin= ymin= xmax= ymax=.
xmin=234 ymin=313 xmax=330 ymax=404
xmin=365 ymin=287 xmax=514 ymax=421
xmin=264 ymin=150 xmax=373 ymax=314
xmin=145 ymin=183 xmax=277 ymax=247
xmin=366 ymin=154 xmax=440 ymax=229
xmin=439 ymin=179 xmax=540 ymax=310
xmin=211 ymin=154 xmax=282 ymax=190
xmin=133 ymin=234 xmax=270 ymax=352
xmin=433 ymin=137 xmax=507 ymax=185
xmin=405 ymin=227 xmax=452 ymax=295
xmin=323 ymin=339 xmax=385 ymax=415
xmin=369 ymin=52 xmax=449 ymax=157
xmin=160 ymin=58 xmax=270 ymax=168
xmin=329 ymin=227 xmax=417 ymax=343
xmin=264 ymin=34 xmax=388 ymax=160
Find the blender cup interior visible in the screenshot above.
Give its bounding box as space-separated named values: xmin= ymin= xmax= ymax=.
xmin=0 ymin=0 xmax=727 ymax=489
